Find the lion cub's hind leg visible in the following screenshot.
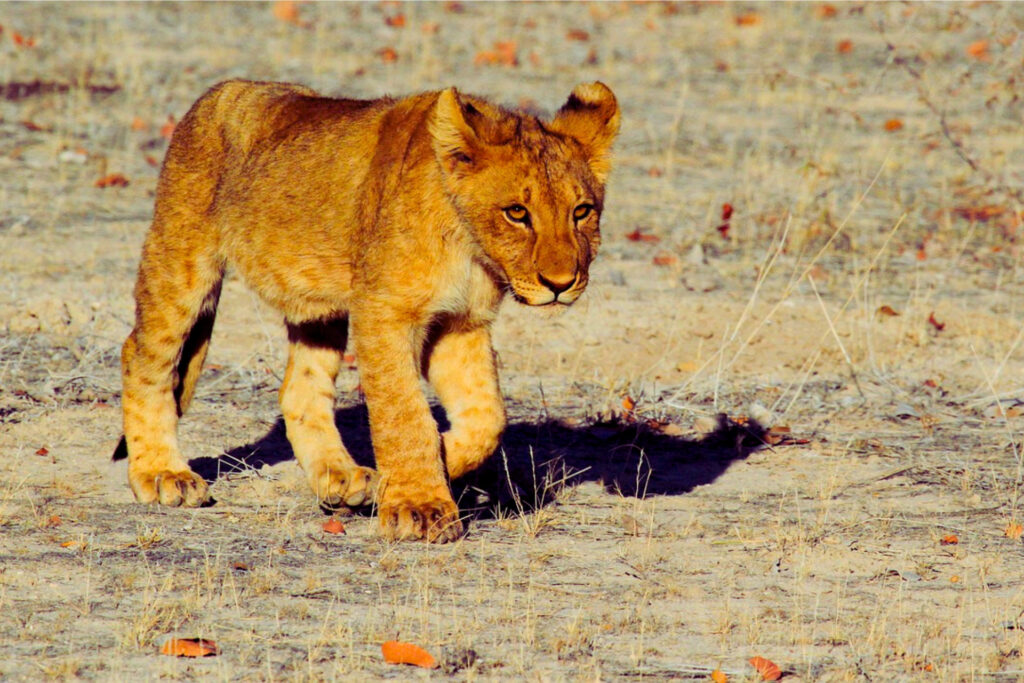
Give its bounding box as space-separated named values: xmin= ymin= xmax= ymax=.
xmin=425 ymin=325 xmax=506 ymax=481
xmin=281 ymin=319 xmax=378 ymax=509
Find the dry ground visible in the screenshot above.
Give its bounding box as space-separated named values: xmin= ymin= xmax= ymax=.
xmin=2 ymin=2 xmax=1024 ymax=680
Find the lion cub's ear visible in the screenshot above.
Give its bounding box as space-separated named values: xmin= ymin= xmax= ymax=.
xmin=550 ymin=82 xmax=621 ymax=184
xmin=430 ymin=88 xmax=475 ymax=173
xmin=430 ymin=88 xmax=510 ymax=174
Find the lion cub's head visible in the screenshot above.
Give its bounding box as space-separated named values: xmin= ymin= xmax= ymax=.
xmin=430 ymin=83 xmax=620 ymax=306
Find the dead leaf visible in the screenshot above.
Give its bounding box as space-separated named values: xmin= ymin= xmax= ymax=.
xmin=21 ymin=120 xmax=50 ymax=132
xmin=495 ymin=40 xmax=518 ymax=66
xmin=927 ymin=312 xmax=945 ymax=332
xmin=721 ymin=203 xmax=734 ymax=221
xmin=877 ymin=305 xmax=900 ymax=317
xmin=130 ymin=116 xmax=147 ymax=131
xmin=160 ymin=638 xmax=220 ymax=658
xmin=379 ymin=47 xmax=398 ymax=63
xmin=232 ymin=561 xmax=251 ymax=571
xmin=711 ymin=670 xmax=729 ymax=683
xmin=816 ymin=4 xmax=838 ymax=19
xmin=95 ymin=173 xmax=130 ymax=188
xmin=621 ymin=396 xmax=636 ymax=412
xmin=145 ymin=155 xmax=160 ymax=167
xmin=12 ymin=31 xmax=36 ymax=48
xmin=940 ymin=534 xmax=958 ymax=545
xmin=421 ymin=21 xmax=440 ymax=35
xmin=1005 ymin=521 xmax=1023 ymax=540
xmin=966 ymin=39 xmax=990 ymax=61
xmin=648 ymin=166 xmax=663 ymax=177
xmin=837 ymin=39 xmax=853 ymax=54
xmin=652 ymin=252 xmax=677 ymax=266
xmin=384 ymin=13 xmax=406 ymax=28
xmin=159 ymin=115 xmax=176 ymax=139
xmin=322 ymin=518 xmax=346 ymax=534
xmin=566 ymin=28 xmax=590 ymax=41
xmin=735 ymin=12 xmax=762 ymax=27
xmin=626 ymin=228 xmax=660 ymax=243
xmin=43 ymin=514 xmax=62 ymax=528
xmin=954 ymin=205 xmax=1006 ymax=222
xmin=272 ymin=1 xmax=303 ymax=26
xmin=35 ymin=446 xmax=49 ymax=456
xmin=884 ymin=118 xmax=904 ymax=132
xmin=749 ymin=655 xmax=782 ymax=681
xmin=381 ymin=640 xmax=438 ymax=669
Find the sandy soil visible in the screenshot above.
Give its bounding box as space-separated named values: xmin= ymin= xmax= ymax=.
xmin=2 ymin=2 xmax=1024 ymax=680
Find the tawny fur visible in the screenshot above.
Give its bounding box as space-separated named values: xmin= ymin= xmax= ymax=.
xmin=118 ymin=79 xmax=619 ymax=542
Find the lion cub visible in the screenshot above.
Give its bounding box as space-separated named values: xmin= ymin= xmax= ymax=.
xmin=115 ymin=79 xmax=619 ymax=542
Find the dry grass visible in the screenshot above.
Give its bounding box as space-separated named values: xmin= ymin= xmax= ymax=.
xmin=2 ymin=2 xmax=1024 ymax=680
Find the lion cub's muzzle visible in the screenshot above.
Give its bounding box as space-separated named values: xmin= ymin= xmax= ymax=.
xmin=516 ymin=268 xmax=586 ymax=306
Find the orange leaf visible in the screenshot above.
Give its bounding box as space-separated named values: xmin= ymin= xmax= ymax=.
xmin=652 ymin=252 xmax=677 ymax=266
xmin=381 ymin=641 xmax=438 ymax=669
xmin=160 ymin=115 xmax=176 ymax=139
xmin=385 ymin=13 xmax=406 ymax=28
xmin=884 ymin=118 xmax=903 ymax=132
xmin=749 ymin=656 xmax=782 ymax=681
xmin=816 ymin=4 xmax=838 ymax=19
xmin=877 ymin=305 xmax=900 ymax=317
xmin=44 ymin=514 xmax=62 ymax=528
xmin=837 ymin=39 xmax=853 ymax=54
xmin=421 ymin=21 xmax=440 ymax=35
xmin=966 ymin=39 xmax=989 ymax=61
xmin=735 ymin=12 xmax=761 ymax=26
xmin=322 ymin=518 xmax=346 ymax=534
xmin=927 ymin=312 xmax=945 ymax=332
xmin=272 ymin=1 xmax=301 ymax=24
xmin=130 ymin=116 xmax=147 ymax=131
xmin=495 ymin=40 xmax=518 ymax=66
xmin=12 ymin=32 xmax=36 ymax=48
xmin=721 ymin=203 xmax=734 ymax=221
xmin=711 ymin=669 xmax=729 ymax=683
xmin=622 ymin=396 xmax=636 ymax=412
xmin=160 ymin=638 xmax=220 ymax=658
xmin=379 ymin=47 xmax=398 ymax=63
xmin=954 ymin=205 xmax=1006 ymax=222
xmin=940 ymin=534 xmax=958 ymax=545
xmin=1005 ymin=521 xmax=1023 ymax=540
xmin=566 ymin=28 xmax=590 ymax=41
xmin=35 ymin=446 xmax=49 ymax=456
xmin=95 ymin=173 xmax=130 ymax=188
xmin=626 ymin=228 xmax=660 ymax=243
xmin=145 ymin=155 xmax=160 ymax=167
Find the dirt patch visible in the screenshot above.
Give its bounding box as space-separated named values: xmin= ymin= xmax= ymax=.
xmin=2 ymin=3 xmax=1023 ymax=680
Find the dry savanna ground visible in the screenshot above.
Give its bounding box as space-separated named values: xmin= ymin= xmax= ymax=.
xmin=2 ymin=2 xmax=1024 ymax=680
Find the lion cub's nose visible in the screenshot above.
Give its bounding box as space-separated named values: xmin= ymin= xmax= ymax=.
xmin=538 ymin=271 xmax=577 ymax=297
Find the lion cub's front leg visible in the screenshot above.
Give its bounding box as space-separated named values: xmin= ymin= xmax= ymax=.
xmin=352 ymin=310 xmax=463 ymax=542
xmin=281 ymin=320 xmax=378 ymax=509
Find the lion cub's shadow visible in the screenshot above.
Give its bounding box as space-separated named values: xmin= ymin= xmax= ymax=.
xmin=189 ymin=405 xmax=767 ymax=520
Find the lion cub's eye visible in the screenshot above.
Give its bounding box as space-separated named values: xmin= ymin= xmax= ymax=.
xmin=573 ymin=204 xmax=594 ymax=221
xmin=504 ymin=205 xmax=530 ymax=225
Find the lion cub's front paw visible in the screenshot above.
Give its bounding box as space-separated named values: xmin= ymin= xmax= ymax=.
xmin=307 ymin=461 xmax=378 ymax=509
xmin=379 ymin=496 xmax=464 ymax=543
xmin=129 ymin=468 xmax=210 ymax=507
